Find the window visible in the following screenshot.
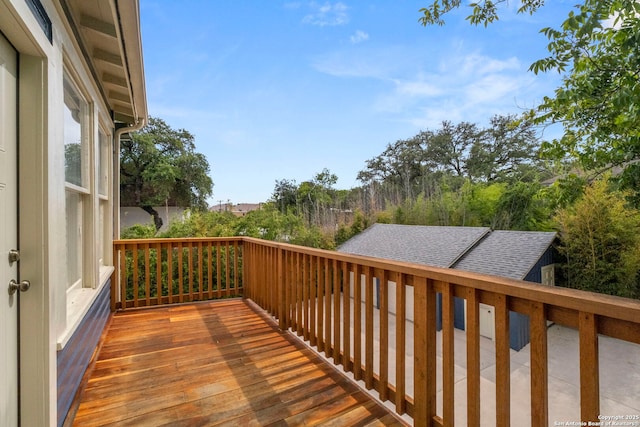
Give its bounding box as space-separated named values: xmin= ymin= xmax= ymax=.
xmin=64 ymin=73 xmax=89 ymax=290
xmin=98 ymin=130 xmax=111 ymax=267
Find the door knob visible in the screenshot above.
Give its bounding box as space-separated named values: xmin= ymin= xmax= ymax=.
xmin=8 ymin=279 xmax=30 ymax=295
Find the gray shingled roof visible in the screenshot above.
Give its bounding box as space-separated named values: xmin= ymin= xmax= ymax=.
xmin=338 ymin=223 xmax=491 ymax=268
xmin=338 ymin=224 xmax=556 ymax=280
xmin=452 ymin=230 xmax=557 ymax=280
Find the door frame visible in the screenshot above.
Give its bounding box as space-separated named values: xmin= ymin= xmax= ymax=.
xmin=1 ymin=2 xmax=55 ymax=424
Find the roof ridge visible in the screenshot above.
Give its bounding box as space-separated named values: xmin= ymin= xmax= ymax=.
xmin=449 ymin=228 xmax=492 ymax=268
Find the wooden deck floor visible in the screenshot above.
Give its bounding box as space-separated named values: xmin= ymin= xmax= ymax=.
xmin=70 ymin=299 xmax=408 ymax=426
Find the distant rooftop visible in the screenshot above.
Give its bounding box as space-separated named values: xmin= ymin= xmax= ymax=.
xmin=338 ymin=224 xmax=490 ymax=268
xmin=338 ymin=224 xmax=556 ymax=281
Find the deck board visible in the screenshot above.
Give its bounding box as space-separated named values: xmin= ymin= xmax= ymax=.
xmin=71 ymin=299 xmax=406 ymax=426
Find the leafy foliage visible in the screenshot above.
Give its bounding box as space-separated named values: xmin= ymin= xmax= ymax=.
xmin=419 ymin=0 xmax=545 ymax=27
xmin=530 ymin=1 xmax=640 ymax=201
xmin=555 ymin=178 xmax=640 ymax=298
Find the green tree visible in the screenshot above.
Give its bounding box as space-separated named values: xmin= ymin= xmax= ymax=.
xmin=419 ymin=0 xmax=545 ymax=27
xmin=467 ymin=115 xmax=543 ymax=182
xmin=121 ymin=117 xmax=213 ymax=231
xmin=555 ymin=179 xmax=640 ymax=298
xmin=272 ymin=179 xmax=298 ymax=214
xmin=420 ymin=0 xmax=640 ymax=201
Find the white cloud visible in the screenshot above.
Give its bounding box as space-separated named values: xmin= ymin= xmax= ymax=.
xmin=394 ymin=79 xmax=442 ymax=97
xmin=302 ymin=2 xmax=349 ymax=26
xmin=350 ymin=30 xmax=369 ymax=44
xmin=460 ymin=54 xmax=520 ymax=75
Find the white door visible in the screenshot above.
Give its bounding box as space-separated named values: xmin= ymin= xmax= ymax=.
xmin=479 ymin=303 xmax=495 ymax=341
xmin=0 ymin=32 xmax=19 ymax=427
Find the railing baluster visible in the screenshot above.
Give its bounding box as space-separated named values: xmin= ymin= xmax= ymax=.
xmin=309 ymin=256 xmax=317 ymax=346
xmin=132 ymin=243 xmax=139 ymax=308
xmin=414 ymin=276 xmax=437 ymax=427
xmin=466 ymin=287 xmax=481 ymax=427
xmin=111 ymin=243 xmax=118 ymax=311
xmin=119 ymin=243 xmax=126 ymax=310
xmin=155 ymin=242 xmax=162 ymax=305
xmin=178 ymin=242 xmax=184 ymax=303
xmin=379 ymin=269 xmax=389 ymax=401
xmin=324 ymin=257 xmax=332 ymax=357
xmin=167 ymin=243 xmax=173 ymax=304
xmin=197 ymin=242 xmax=203 ymax=301
xmin=187 ymin=242 xmax=193 ymax=301
xmin=579 ymin=311 xmax=600 ymax=422
xmin=365 ymin=266 xmax=374 ymax=389
xmin=317 ymin=255 xmax=325 ymax=352
xmin=216 ymin=241 xmax=221 ymax=299
xmin=342 ymin=261 xmax=351 ymax=372
xmin=531 ymin=301 xmax=548 ymax=426
xmin=353 ymin=263 xmax=362 ymax=381
xmin=286 ymin=250 xmax=293 ymax=329
xmin=207 ymin=242 xmax=213 ymax=299
xmin=395 ymin=272 xmax=406 ymax=415
xmin=225 ymin=241 xmax=231 ymax=298
xmin=234 ymin=240 xmax=239 ymax=294
xmin=144 ymin=243 xmax=150 ymax=306
xmin=303 ymin=253 xmax=310 ymax=341
xmin=442 ymin=282 xmax=455 ymax=425
xmin=296 ymin=252 xmax=303 ymax=336
xmin=333 ymin=258 xmax=341 ymax=366
xmin=495 ymin=294 xmax=510 ymax=427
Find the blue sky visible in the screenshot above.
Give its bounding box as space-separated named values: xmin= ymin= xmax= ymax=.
xmin=140 ymin=1 xmax=575 ymax=206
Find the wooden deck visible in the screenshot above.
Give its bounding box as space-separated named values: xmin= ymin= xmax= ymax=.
xmin=70 ymin=299 xmax=407 ymax=426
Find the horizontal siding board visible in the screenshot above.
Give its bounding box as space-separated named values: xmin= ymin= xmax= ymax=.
xmin=57 ymin=282 xmax=111 ymax=427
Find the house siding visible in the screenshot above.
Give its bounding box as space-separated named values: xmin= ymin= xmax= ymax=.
xmin=56 ymin=282 xmax=111 ymax=427
xmin=508 ymin=246 xmax=556 ymax=351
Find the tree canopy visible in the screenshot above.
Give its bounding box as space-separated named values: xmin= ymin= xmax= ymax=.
xmin=420 ymin=0 xmax=640 ymax=200
xmin=120 ymin=117 xmax=213 ymax=230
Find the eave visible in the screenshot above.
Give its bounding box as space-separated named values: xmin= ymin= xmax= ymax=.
xmin=62 ymin=0 xmax=147 ymax=127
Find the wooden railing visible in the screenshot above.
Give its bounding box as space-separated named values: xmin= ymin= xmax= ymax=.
xmin=111 ymin=237 xmax=243 ymax=310
xmin=112 ymin=237 xmax=640 ymax=427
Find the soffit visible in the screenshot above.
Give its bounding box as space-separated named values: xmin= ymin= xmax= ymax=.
xmin=63 ymin=0 xmax=147 ymax=126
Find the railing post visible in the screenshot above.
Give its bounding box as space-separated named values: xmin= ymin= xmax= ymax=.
xmin=530 ymin=301 xmax=548 ymax=426
xmin=579 ymin=311 xmax=599 ymax=422
xmin=495 ymin=294 xmax=511 ymax=427
xmin=466 ymin=287 xmax=481 ymax=427
xmin=442 ymin=283 xmax=455 ymax=425
xmin=414 ymin=277 xmax=436 ymax=427
xmin=277 ymin=246 xmax=285 ymax=330
xmin=111 ymin=243 xmax=118 ymax=311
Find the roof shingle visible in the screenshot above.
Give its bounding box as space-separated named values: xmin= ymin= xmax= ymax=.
xmin=338 ymin=224 xmax=556 ymax=280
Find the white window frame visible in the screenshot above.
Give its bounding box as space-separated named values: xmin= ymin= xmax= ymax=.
xmin=63 ymin=71 xmax=93 ymax=293
xmin=97 ymin=126 xmax=112 ymax=273
xmin=59 ymin=66 xmax=116 ymax=349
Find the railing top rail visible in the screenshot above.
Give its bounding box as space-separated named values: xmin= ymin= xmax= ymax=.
xmin=114 ymin=236 xmax=244 ymax=245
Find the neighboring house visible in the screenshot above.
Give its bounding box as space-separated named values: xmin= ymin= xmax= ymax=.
xmin=231 ymin=203 xmax=262 ymax=217
xmin=210 ymin=202 xmax=262 ymax=217
xmin=0 ymin=1 xmax=146 ymax=426
xmin=120 ymin=206 xmax=187 ymax=232
xmin=338 ymin=224 xmax=557 ymax=351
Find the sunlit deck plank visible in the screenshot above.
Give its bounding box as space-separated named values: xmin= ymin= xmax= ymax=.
xmin=71 ymin=299 xmax=406 ymax=427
